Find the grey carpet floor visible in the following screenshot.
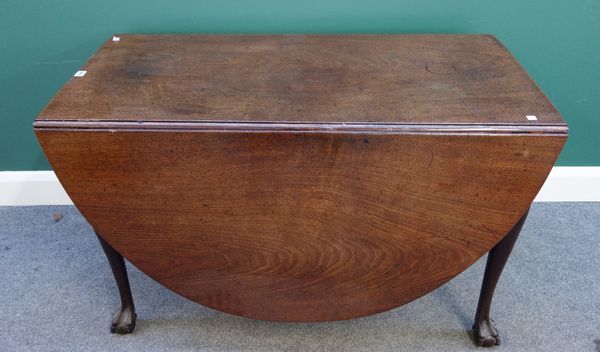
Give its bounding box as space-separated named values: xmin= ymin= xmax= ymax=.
xmin=0 ymin=204 xmax=599 ymax=352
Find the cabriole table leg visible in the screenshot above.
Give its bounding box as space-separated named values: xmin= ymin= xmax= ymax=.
xmin=95 ymin=231 xmax=137 ymax=334
xmin=473 ymin=209 xmax=529 ymax=347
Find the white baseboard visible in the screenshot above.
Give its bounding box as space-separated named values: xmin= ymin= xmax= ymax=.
xmin=532 ymin=167 xmax=600 ymax=202
xmin=0 ymin=171 xmax=73 ymax=206
xmin=0 ymin=167 xmax=599 ymax=206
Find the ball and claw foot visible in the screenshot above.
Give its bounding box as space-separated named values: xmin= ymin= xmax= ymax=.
xmin=472 ymin=210 xmax=529 ymax=347
xmin=110 ymin=305 xmax=136 ymax=334
xmin=473 ymin=317 xmax=500 ymax=347
xmin=96 ymin=232 xmax=137 ymax=335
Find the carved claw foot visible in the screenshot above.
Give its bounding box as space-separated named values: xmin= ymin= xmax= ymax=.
xmin=472 ymin=211 xmax=528 ymax=347
xmin=96 ymin=232 xmax=137 ymax=334
xmin=111 ymin=305 xmax=136 ymax=334
xmin=473 ymin=317 xmax=500 ymax=347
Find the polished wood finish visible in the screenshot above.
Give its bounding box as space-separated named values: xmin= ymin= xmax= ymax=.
xmin=473 ymin=210 xmax=528 ymax=346
xmin=37 ymin=34 xmax=564 ymax=126
xmin=37 ymin=130 xmax=564 ymax=321
xmin=34 ymin=35 xmax=567 ymax=342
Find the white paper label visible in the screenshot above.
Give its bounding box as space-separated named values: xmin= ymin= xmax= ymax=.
xmin=112 ymin=36 xmax=120 ymax=42
xmin=74 ymin=70 xmax=87 ymax=77
xmin=526 ymin=115 xmax=538 ymax=121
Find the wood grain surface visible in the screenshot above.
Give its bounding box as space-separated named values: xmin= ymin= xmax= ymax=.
xmin=36 ymin=129 xmax=566 ymax=321
xmin=35 ymin=34 xmax=567 ymax=321
xmin=37 ymin=34 xmax=565 ymax=126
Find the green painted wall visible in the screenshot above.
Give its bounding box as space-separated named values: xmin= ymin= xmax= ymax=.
xmin=1 ymin=0 xmax=598 ymax=170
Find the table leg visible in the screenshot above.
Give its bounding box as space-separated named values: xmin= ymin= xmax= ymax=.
xmin=95 ymin=231 xmax=137 ymax=334
xmin=473 ymin=209 xmax=529 ymax=347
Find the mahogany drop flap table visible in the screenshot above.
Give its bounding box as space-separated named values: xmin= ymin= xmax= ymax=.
xmin=34 ymin=34 xmax=567 ymax=347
